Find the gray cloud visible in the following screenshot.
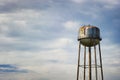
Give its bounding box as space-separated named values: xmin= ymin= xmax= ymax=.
xmin=0 ymin=0 xmax=51 ymax=13
xmin=0 ymin=64 xmax=28 ymax=73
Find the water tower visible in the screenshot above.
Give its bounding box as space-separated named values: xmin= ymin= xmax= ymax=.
xmin=76 ymin=25 xmax=104 ymax=80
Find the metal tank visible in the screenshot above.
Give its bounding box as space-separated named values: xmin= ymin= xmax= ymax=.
xmin=78 ymin=25 xmax=101 ymax=47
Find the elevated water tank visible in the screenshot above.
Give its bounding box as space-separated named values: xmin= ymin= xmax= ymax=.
xmin=78 ymin=25 xmax=101 ymax=47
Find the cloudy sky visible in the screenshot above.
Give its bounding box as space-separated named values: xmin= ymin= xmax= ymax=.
xmin=0 ymin=0 xmax=120 ymax=80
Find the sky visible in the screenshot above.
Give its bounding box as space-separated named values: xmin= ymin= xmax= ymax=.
xmin=0 ymin=0 xmax=120 ymax=80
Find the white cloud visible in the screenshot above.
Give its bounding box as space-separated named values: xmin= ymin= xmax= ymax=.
xmin=0 ymin=72 xmax=42 ymax=80
xmin=71 ymin=0 xmax=120 ymax=9
xmin=0 ymin=9 xmax=42 ymax=21
xmin=41 ymin=38 xmax=73 ymax=49
xmin=95 ymin=0 xmax=120 ymax=5
xmin=0 ymin=26 xmax=9 ymax=33
xmin=99 ymin=38 xmax=120 ymax=80
xmin=71 ymin=0 xmax=86 ymax=3
xmin=0 ymin=10 xmax=38 ymax=33
xmin=0 ymin=35 xmax=19 ymax=44
xmin=63 ymin=21 xmax=80 ymax=30
xmin=0 ymin=48 xmax=77 ymax=80
xmin=93 ymin=0 xmax=120 ymax=9
xmin=0 ymin=0 xmax=18 ymax=5
xmin=0 ymin=9 xmax=50 ymax=38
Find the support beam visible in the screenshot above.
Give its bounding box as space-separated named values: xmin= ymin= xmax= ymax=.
xmin=83 ymin=46 xmax=86 ymax=80
xmin=94 ymin=46 xmax=98 ymax=80
xmin=88 ymin=47 xmax=92 ymax=80
xmin=98 ymin=43 xmax=104 ymax=80
xmin=77 ymin=42 xmax=81 ymax=80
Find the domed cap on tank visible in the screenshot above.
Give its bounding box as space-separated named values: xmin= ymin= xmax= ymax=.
xmin=78 ymin=25 xmax=102 ymax=47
